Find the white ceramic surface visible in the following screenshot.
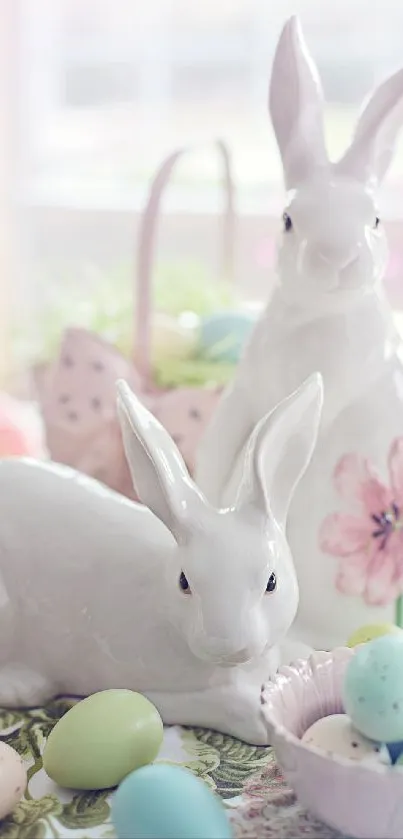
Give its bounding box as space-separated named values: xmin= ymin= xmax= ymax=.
xmin=196 ymin=15 xmax=403 ymax=650
xmin=0 ymin=374 xmax=322 ymax=745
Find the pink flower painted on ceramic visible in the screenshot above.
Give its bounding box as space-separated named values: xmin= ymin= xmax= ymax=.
xmin=319 ymin=441 xmax=403 ymax=607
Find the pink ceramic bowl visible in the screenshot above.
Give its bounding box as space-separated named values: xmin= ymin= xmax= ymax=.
xmin=261 ymin=647 xmax=403 ymax=839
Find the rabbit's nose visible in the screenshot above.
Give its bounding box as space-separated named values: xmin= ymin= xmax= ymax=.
xmin=317 ymin=243 xmax=358 ymax=271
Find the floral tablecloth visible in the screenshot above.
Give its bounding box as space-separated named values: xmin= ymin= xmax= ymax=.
xmin=0 ymin=698 xmax=341 ymax=838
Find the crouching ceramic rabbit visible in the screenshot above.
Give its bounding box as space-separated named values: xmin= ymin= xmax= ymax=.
xmin=196 ymin=16 xmax=403 ymax=651
xmin=0 ymin=374 xmax=322 ymax=745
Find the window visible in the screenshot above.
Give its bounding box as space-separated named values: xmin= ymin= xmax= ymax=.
xmin=18 ymin=0 xmax=403 ymax=212
xmin=3 ymin=0 xmax=403 ymax=385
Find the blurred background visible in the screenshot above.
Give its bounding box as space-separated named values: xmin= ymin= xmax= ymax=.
xmin=2 ymin=0 xmax=403 ymax=461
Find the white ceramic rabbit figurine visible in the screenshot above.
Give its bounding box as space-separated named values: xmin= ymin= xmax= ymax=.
xmin=0 ymin=374 xmax=322 ymax=745
xmin=196 ymin=16 xmax=403 ymax=652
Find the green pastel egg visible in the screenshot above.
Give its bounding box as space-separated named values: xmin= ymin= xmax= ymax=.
xmin=346 ymin=623 xmax=403 ymax=648
xmin=43 ymin=690 xmax=163 ymax=790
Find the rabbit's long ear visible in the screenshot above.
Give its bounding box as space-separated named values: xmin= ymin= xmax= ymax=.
xmin=116 ymin=380 xmax=207 ymax=541
xmin=236 ymin=374 xmax=323 ymax=529
xmin=336 ymin=68 xmax=403 ymax=186
xmin=269 ymin=16 xmax=328 ymax=189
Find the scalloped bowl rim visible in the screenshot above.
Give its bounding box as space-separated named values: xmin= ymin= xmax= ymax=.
xmin=261 ymin=646 xmax=403 ymax=778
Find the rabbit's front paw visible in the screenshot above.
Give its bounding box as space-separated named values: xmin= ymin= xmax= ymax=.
xmin=146 ymin=685 xmax=270 ymax=745
xmin=221 ymin=686 xmax=271 ymax=745
xmin=0 ymin=664 xmax=54 ymax=707
xmin=230 ymin=713 xmax=270 ymax=746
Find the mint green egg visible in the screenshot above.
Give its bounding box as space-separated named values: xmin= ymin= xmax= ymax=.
xmin=43 ymin=690 xmax=163 ymax=790
xmin=343 ymin=634 xmax=403 ymax=743
xmin=199 ymin=312 xmax=257 ymax=364
xmin=112 ymin=764 xmax=233 ymax=839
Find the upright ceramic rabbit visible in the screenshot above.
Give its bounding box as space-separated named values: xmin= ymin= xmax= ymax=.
xmin=0 ymin=374 xmax=322 ymax=744
xmin=196 ymin=16 xmax=403 ymax=651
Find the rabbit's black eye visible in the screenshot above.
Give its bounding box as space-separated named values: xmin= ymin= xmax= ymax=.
xmin=179 ymin=571 xmax=191 ymax=594
xmin=266 ymin=572 xmax=277 ymax=593
xmin=283 ymin=212 xmax=292 ymax=232
xmin=374 ymin=216 xmax=381 ymax=229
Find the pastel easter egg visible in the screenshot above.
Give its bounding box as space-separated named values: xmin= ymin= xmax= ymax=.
xmin=0 ymin=393 xmax=45 ymax=458
xmin=151 ymin=313 xmax=197 ymax=361
xmin=112 ymin=764 xmax=233 ymax=839
xmin=0 ymin=424 xmax=30 ymax=457
xmin=199 ymin=312 xmax=257 ymax=364
xmin=347 ymin=623 xmax=403 ymax=648
xmin=343 ymin=634 xmax=403 ymax=743
xmin=43 ymin=690 xmax=163 ymax=790
xmin=0 ymin=741 xmax=27 ymax=818
xmin=301 ymin=714 xmax=390 ymax=764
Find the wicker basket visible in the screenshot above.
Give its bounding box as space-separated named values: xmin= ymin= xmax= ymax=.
xmin=35 ymin=140 xmax=237 ymax=498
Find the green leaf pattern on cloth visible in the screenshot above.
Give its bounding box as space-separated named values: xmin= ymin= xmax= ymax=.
xmin=58 ymin=792 xmax=110 ymax=830
xmin=0 ymin=711 xmax=24 ymax=733
xmin=0 ymin=795 xmax=62 ymax=839
xmin=181 ymin=728 xmax=272 ymax=798
xmin=0 ymin=697 xmax=340 ymax=838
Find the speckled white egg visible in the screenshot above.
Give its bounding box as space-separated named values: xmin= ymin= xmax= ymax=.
xmin=301 ymin=714 xmax=390 ymax=764
xmin=0 ymin=741 xmax=27 ymax=818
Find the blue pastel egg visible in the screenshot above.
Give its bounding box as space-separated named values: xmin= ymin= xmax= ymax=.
xmin=343 ymin=634 xmax=403 ymax=743
xmin=111 ymin=763 xmax=233 ymax=839
xmin=199 ymin=312 xmax=257 ymax=364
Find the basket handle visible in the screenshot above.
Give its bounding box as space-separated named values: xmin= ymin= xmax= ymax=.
xmin=134 ymin=140 xmax=236 ymax=388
